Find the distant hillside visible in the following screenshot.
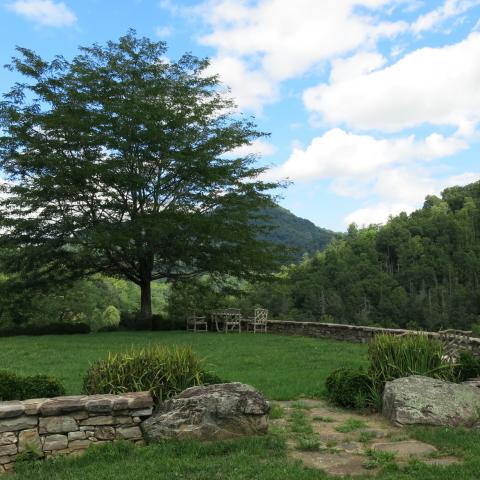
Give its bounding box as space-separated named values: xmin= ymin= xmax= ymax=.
xmin=259 ymin=206 xmax=338 ymax=261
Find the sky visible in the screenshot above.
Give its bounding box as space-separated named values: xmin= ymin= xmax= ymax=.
xmin=1 ymin=0 xmax=480 ymax=231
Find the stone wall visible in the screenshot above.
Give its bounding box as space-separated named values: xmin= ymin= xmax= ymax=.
xmin=266 ymin=320 xmax=480 ymax=355
xmin=0 ymin=392 xmax=153 ymax=472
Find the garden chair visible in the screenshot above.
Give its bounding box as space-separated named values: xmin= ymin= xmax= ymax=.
xmin=247 ymin=308 xmax=268 ymax=333
xmin=224 ymin=308 xmax=242 ymax=333
xmin=186 ymin=311 xmax=208 ymax=332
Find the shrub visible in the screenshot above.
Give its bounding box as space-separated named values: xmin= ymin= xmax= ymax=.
xmin=20 ymin=374 xmax=66 ymax=399
xmin=454 ymin=350 xmax=480 ymax=381
xmin=201 ymin=371 xmax=227 ymax=385
xmin=325 ymin=367 xmax=373 ymax=409
xmin=97 ymin=305 xmax=121 ymax=332
xmin=118 ymin=312 xmax=183 ymax=331
xmin=0 ymin=370 xmax=65 ymax=401
xmin=83 ymin=345 xmax=210 ymax=403
xmin=0 ymin=322 xmax=90 ymax=337
xmin=368 ymin=334 xmax=455 ymax=390
xmin=151 ymin=314 xmax=184 ymax=331
xmin=0 ymin=370 xmax=19 ymax=401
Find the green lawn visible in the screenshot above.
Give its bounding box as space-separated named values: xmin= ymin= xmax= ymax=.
xmin=0 ymin=331 xmax=368 ymax=399
xmin=2 ymin=331 xmax=480 ymax=479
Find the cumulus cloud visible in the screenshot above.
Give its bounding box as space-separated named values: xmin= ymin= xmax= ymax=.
xmin=265 ymin=128 xmax=467 ymax=181
xmin=224 ymin=139 xmax=277 ymax=159
xmin=411 ymin=0 xmax=480 ymax=34
xmin=205 ymin=55 xmax=278 ymax=111
xmin=345 ymin=171 xmax=480 ymax=226
xmin=195 ymin=0 xmax=407 ymax=110
xmin=329 ymin=52 xmax=387 ymax=83
xmin=187 ymin=0 xmax=480 ymax=227
xmin=304 ymin=32 xmax=480 ymax=133
xmin=264 ymin=128 xmax=474 ymax=226
xmin=7 ymin=0 xmax=76 ymax=27
xmin=345 ymin=202 xmax=415 ymax=226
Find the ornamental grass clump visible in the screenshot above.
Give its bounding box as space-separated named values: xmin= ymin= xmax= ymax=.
xmin=368 ymin=333 xmax=456 ymax=391
xmin=82 ymin=345 xmax=207 ymax=403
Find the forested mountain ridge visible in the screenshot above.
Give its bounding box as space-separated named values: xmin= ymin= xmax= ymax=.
xmin=259 ymin=206 xmax=338 ymax=261
xmin=246 ymin=181 xmax=480 ymax=332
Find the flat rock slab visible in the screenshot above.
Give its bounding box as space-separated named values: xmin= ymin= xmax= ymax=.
xmin=372 ymin=440 xmax=437 ymax=459
xmin=292 ymin=451 xmax=371 ymax=477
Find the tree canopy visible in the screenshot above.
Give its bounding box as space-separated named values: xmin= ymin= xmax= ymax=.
xmin=0 ymin=31 xmax=283 ymax=322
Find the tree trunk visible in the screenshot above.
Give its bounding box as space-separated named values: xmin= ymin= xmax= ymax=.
xmin=140 ymin=280 xmax=153 ymax=329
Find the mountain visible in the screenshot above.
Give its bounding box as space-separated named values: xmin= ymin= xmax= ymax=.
xmin=260 ymin=206 xmax=338 ymax=261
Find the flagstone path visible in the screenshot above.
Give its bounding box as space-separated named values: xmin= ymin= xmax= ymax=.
xmin=270 ymin=399 xmax=462 ymax=476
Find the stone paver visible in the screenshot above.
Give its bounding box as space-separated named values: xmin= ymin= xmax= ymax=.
xmin=292 ymin=451 xmax=371 ymax=476
xmin=371 ymin=440 xmax=437 ymax=459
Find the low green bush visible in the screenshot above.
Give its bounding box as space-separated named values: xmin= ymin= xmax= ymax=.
xmin=119 ymin=312 xmax=183 ymax=331
xmin=0 ymin=370 xmax=65 ymax=401
xmin=325 ymin=367 xmax=373 ymax=409
xmin=0 ymin=322 xmax=90 ymax=337
xmin=201 ymin=371 xmax=227 ymax=385
xmin=82 ymin=345 xmax=214 ymax=403
xmin=454 ymin=350 xmax=480 ymax=381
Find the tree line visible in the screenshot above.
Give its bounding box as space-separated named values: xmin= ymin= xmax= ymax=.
xmin=244 ymin=181 xmax=480 ymax=332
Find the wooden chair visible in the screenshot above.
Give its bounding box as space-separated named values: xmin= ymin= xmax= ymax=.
xmin=186 ymin=311 xmax=208 ymax=332
xmin=224 ymin=308 xmax=242 ymax=333
xmin=248 ymin=308 xmax=268 ymax=333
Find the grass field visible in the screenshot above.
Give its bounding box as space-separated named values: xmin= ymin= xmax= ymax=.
xmin=1 ymin=331 xmax=480 ymax=479
xmin=0 ymin=331 xmax=368 ymax=399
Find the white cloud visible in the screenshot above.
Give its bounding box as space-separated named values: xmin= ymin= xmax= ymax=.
xmin=345 ymin=170 xmax=480 ymax=226
xmin=196 ymin=0 xmax=407 ymax=110
xmin=329 ymin=52 xmax=387 ymax=83
xmin=155 ymin=26 xmax=173 ymax=37
xmin=264 ymin=128 xmax=475 ymax=226
xmin=224 ymin=139 xmax=277 ymax=159
xmin=411 ymin=0 xmax=480 ymax=34
xmin=304 ymin=32 xmax=480 ymax=133
xmin=199 ymin=0 xmax=406 ymax=80
xmin=345 ymin=202 xmax=415 ymax=226
xmin=443 ymin=172 xmax=480 ymax=187
xmin=265 ymin=128 xmax=466 ymax=181
xmin=205 ymin=55 xmax=278 ymax=111
xmin=374 ymin=166 xmax=438 ymax=204
xmin=7 ymin=0 xmax=76 ymax=27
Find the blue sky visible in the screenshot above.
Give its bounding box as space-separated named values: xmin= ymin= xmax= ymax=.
xmin=1 ymin=0 xmax=480 ymax=231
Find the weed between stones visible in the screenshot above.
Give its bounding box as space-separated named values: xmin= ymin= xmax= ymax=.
xmin=335 ymin=418 xmax=368 ymax=433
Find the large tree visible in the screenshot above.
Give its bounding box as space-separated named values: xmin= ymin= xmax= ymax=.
xmin=0 ymin=31 xmax=283 ymax=324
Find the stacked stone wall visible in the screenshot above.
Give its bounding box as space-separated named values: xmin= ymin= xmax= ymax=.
xmin=266 ymin=320 xmax=480 ymax=355
xmin=0 ymin=392 xmax=153 ymax=472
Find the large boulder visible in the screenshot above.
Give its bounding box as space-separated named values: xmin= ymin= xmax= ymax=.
xmin=383 ymin=375 xmax=480 ymax=427
xmin=141 ymin=383 xmax=270 ymax=442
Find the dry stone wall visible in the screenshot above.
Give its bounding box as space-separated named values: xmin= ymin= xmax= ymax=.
xmin=0 ymin=392 xmax=153 ymax=473
xmin=266 ymin=320 xmax=480 ymax=355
